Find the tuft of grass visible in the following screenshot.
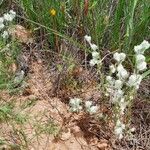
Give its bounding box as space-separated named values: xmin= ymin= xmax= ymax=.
xmin=0 ymin=100 xmax=29 ymax=124
xmin=0 ymin=103 xmax=14 ymax=122
xmin=0 ymin=39 xmax=21 ymax=90
xmin=16 ymin=0 xmax=66 ymax=48
xmin=20 ymin=97 xmax=37 ymax=109
xmin=14 ymin=0 xmax=149 ymax=58
xmin=35 ymin=119 xmax=59 ymax=136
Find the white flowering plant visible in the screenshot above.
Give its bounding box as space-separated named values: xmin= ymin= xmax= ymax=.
xmin=85 ymin=101 xmax=98 ymax=115
xmin=77 ymin=36 xmax=150 ymax=139
xmin=105 ymin=40 xmax=150 ymax=139
xmin=69 ymin=98 xmax=82 ymax=112
xmin=84 ymin=35 xmax=105 ymax=87
xmin=69 ymin=36 xmax=150 ymax=140
xmin=84 ymin=35 xmax=100 ymax=66
xmin=0 ymin=10 xmax=16 ymax=40
xmin=0 ymin=10 xmax=19 ymax=89
xmin=69 ymin=98 xmax=98 ymax=115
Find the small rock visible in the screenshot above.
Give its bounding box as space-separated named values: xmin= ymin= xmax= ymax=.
xmin=28 ymin=94 xmax=37 ymax=100
xmin=89 ymin=137 xmax=98 ymax=146
xmin=71 ymin=126 xmax=81 ymax=133
xmin=97 ymin=141 xmax=108 ymax=149
xmin=60 ymin=129 xmax=71 ymax=141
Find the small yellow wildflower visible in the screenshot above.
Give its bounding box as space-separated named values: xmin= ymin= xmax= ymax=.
xmin=49 ymin=8 xmax=56 ymax=16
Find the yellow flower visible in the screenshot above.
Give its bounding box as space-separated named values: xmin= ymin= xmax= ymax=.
xmin=49 ymin=8 xmax=56 ymax=16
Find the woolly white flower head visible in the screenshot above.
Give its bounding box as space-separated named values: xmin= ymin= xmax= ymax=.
xmin=3 ymin=10 xmax=16 ymax=22
xmin=106 ymin=76 xmax=114 ymax=86
xmin=92 ymin=51 xmax=99 ymax=59
xmin=109 ymin=64 xmax=116 ymax=73
xmin=9 ymin=10 xmax=16 ymax=18
xmin=119 ymin=98 xmax=128 ymax=115
xmin=127 ymin=74 xmax=142 ymax=89
xmin=112 ymin=89 xmax=124 ymax=103
xmin=137 ymin=61 xmax=147 ymax=71
xmin=114 ymin=80 xmax=123 ymax=89
xmin=69 ymin=98 xmax=82 ymax=112
xmin=0 ymin=17 xmax=4 ymax=23
xmin=90 ymin=43 xmax=98 ymax=51
xmin=135 ymin=54 xmax=147 ymax=71
xmin=0 ymin=23 xmax=4 ymax=30
xmin=85 ymin=101 xmax=92 ymax=108
xmin=84 ymin=35 xmax=91 ymax=44
xmin=89 ymin=59 xmax=99 ymax=66
xmin=117 ymin=64 xmax=124 ymax=72
xmin=70 ymin=98 xmax=81 ymax=106
xmin=85 ymin=101 xmax=98 ymax=114
xmin=88 ymin=106 xmax=98 ymax=114
xmin=114 ymin=120 xmax=125 ymax=139
xmin=113 ymin=52 xmax=126 ymax=62
xmin=2 ymin=30 xmax=9 ymax=39
xmin=117 ymin=64 xmax=129 ymax=80
xmin=117 ymin=70 xmax=129 ymax=80
xmin=134 ymin=40 xmax=150 ymax=54
xmin=106 ymin=76 xmax=112 ymax=82
xmin=4 ymin=13 xmax=13 ymax=21
xmin=136 ymin=54 xmax=145 ymax=63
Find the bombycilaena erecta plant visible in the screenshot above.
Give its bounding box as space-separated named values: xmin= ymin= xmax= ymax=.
xmin=69 ymin=35 xmax=150 ymax=139
xmin=69 ymin=98 xmax=98 ymax=115
xmin=105 ymin=40 xmax=150 ymax=139
xmin=84 ymin=35 xmax=106 ymax=87
xmin=84 ymin=35 xmax=100 ymax=66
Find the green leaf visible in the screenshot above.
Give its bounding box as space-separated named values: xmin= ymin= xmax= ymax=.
xmin=89 ymin=1 xmax=98 ymax=9
xmin=142 ymin=69 xmax=150 ymax=78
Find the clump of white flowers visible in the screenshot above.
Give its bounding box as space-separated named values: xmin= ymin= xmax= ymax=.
xmin=134 ymin=40 xmax=150 ymax=54
xmin=69 ymin=98 xmax=98 ymax=114
xmin=4 ymin=10 xmax=16 ymax=22
xmin=0 ymin=10 xmax=16 ymax=39
xmin=0 ymin=17 xmax=4 ymax=30
xmin=105 ymin=40 xmax=150 ymax=139
xmin=114 ymin=120 xmax=125 ymax=140
xmin=84 ymin=35 xmax=100 ymax=66
xmin=127 ymin=74 xmax=142 ymax=89
xmin=134 ymin=40 xmax=150 ymax=71
xmin=113 ymin=52 xmax=126 ymax=63
xmin=85 ymin=101 xmax=98 ymax=114
xmin=2 ymin=30 xmax=9 ymax=39
xmin=69 ymin=98 xmax=82 ymax=112
xmin=127 ymin=40 xmax=150 ymax=89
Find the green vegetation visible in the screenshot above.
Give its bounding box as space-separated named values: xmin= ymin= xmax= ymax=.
xmin=0 ymin=40 xmax=20 ymax=89
xmin=15 ymin=0 xmax=150 ymax=52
